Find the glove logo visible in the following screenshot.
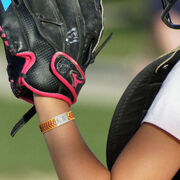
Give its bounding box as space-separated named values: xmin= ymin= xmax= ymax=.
xmin=1 ymin=0 xmax=11 ymax=11
xmin=66 ymin=28 xmax=79 ymax=44
xmin=72 ymin=73 xmax=84 ymax=88
xmin=56 ymin=58 xmax=70 ymax=75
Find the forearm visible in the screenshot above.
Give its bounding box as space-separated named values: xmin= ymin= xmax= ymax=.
xmin=33 ymin=94 xmax=110 ymax=180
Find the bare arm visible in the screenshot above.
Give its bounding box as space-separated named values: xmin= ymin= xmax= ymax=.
xmin=111 ymin=123 xmax=180 ymax=180
xmin=33 ymin=94 xmax=110 ymax=180
xmin=34 ymin=95 xmax=180 ymax=180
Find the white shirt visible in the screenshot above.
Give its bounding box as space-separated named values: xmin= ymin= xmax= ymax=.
xmin=142 ymin=60 xmax=180 ymax=140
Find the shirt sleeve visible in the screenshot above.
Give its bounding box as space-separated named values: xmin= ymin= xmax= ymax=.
xmin=142 ymin=60 xmax=180 ymax=140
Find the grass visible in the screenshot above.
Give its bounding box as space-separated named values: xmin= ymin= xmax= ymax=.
xmin=0 ymin=98 xmax=114 ymax=175
xmin=97 ymin=27 xmax=156 ymax=63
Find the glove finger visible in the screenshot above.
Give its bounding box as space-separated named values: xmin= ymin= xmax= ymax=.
xmin=0 ymin=0 xmax=29 ymax=54
xmin=25 ymin=0 xmax=103 ymax=66
xmin=24 ymin=0 xmax=81 ymax=61
xmin=55 ymin=0 xmax=85 ymax=60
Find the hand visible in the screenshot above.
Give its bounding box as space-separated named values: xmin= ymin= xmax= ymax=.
xmin=0 ymin=0 xmax=104 ymax=106
xmin=0 ymin=0 xmax=105 ymax=136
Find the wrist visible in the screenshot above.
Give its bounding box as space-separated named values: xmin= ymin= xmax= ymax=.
xmin=33 ymin=93 xmax=70 ymax=123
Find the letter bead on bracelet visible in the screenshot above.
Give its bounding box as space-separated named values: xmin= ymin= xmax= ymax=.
xmin=39 ymin=111 xmax=75 ymax=133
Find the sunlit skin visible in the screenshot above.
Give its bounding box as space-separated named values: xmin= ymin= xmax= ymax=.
xmin=153 ymin=12 xmax=180 ymax=52
xmin=34 ymin=94 xmax=180 ymax=180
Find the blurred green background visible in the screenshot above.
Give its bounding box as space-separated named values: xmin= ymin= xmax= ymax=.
xmin=0 ymin=0 xmax=167 ymax=179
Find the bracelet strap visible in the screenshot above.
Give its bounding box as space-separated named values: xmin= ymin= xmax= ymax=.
xmin=39 ymin=111 xmax=75 ymax=133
